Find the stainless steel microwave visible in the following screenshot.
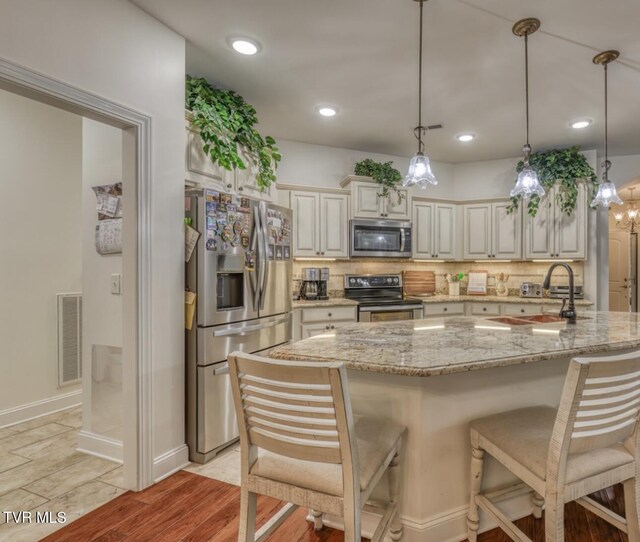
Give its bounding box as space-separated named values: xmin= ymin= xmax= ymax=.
xmin=349 ymin=219 xmax=412 ymax=258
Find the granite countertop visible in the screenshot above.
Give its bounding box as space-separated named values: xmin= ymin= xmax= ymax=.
xmin=418 ymin=294 xmax=593 ymax=306
xmin=270 ymin=311 xmax=640 ymax=377
xmin=292 ymin=298 xmax=358 ymax=308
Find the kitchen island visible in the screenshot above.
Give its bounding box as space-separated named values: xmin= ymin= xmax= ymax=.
xmin=269 ymin=312 xmax=640 ymax=542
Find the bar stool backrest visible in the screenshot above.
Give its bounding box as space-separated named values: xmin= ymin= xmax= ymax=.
xmin=549 ymin=350 xmax=640 ymax=476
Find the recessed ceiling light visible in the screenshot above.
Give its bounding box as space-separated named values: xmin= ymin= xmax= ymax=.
xmin=456 ymin=133 xmax=476 ymax=142
xmin=570 ymin=119 xmax=592 ymax=129
xmin=229 ymin=37 xmax=261 ymax=56
xmin=316 ymin=106 xmax=338 ymax=117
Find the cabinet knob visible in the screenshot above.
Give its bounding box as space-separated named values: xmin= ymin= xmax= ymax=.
xmin=316 ymin=251 xmax=320 ymax=255
xmin=443 ymin=307 xmax=448 ymax=312
xmin=238 ymin=186 xmax=243 ymax=192
xmin=325 ymin=325 xmax=330 ymax=330
xmin=521 ymin=309 xmax=525 ymax=313
xmin=482 ymin=307 xmax=487 ymax=312
xmin=435 ymin=254 xmax=438 ymax=258
xmin=321 ymin=252 xmax=325 ymax=255
xmin=330 ymin=324 xmax=335 ymax=330
xmin=328 ymin=312 xmax=332 ymax=317
xmin=226 ymin=183 xmax=232 ymax=189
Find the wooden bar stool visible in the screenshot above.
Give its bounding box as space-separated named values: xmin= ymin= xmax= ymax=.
xmin=228 ymin=351 xmax=406 ymax=542
xmin=467 ymin=350 xmax=640 ymax=542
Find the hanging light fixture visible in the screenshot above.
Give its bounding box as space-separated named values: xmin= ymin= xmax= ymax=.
xmin=404 ymin=0 xmax=437 ymax=189
xmin=591 ymin=50 xmax=623 ymax=208
xmin=613 ymin=187 xmax=639 ymax=232
xmin=510 ymin=18 xmax=545 ymax=199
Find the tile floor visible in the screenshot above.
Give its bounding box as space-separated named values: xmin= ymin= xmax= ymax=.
xmin=0 ymin=406 xmax=125 ymax=542
xmin=184 ymin=442 xmax=241 ymax=487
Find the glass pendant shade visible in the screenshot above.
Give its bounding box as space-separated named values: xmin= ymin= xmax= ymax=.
xmin=510 ymin=164 xmax=545 ymax=198
xmin=404 ymin=153 xmax=437 ymax=188
xmin=591 ymin=180 xmax=623 ymax=207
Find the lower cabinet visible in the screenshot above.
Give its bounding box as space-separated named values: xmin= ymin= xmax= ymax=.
xmin=423 ymin=302 xmax=465 ymax=317
xmin=293 ymin=305 xmax=357 ymax=342
xmin=421 ymin=301 xmax=573 ymax=318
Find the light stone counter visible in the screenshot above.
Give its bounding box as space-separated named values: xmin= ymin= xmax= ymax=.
xmin=291 ymin=298 xmax=358 ymax=308
xmin=271 ymin=311 xmax=632 ymax=377
xmin=418 ymin=294 xmax=593 ymax=306
xmin=269 ymin=311 xmax=640 ymax=542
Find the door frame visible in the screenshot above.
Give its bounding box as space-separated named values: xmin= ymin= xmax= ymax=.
xmin=0 ymin=57 xmax=153 ymax=490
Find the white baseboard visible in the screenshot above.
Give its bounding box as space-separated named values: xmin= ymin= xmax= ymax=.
xmin=320 ymin=487 xmax=535 ymax=542
xmin=0 ymin=390 xmax=82 ymax=428
xmin=153 ymin=444 xmax=190 ymax=483
xmin=77 ymin=430 xmax=123 ymax=463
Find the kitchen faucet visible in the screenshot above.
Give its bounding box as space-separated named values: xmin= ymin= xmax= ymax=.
xmin=543 ymin=263 xmax=577 ymax=324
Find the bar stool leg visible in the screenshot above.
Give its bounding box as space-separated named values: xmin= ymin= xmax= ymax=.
xmin=532 ymin=492 xmax=544 ymax=519
xmin=623 ymin=477 xmax=640 ymax=542
xmin=310 ymin=509 xmax=324 ymax=531
xmin=467 ymin=445 xmax=485 ymax=542
xmin=238 ymin=488 xmax=257 ymax=542
xmin=543 ymin=495 xmax=565 ymax=542
xmin=388 ymin=452 xmax=403 ymax=541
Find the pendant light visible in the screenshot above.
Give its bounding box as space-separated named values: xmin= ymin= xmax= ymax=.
xmin=404 ymin=0 xmax=437 ymax=189
xmin=510 ymin=18 xmax=545 ymax=199
xmin=591 ymin=50 xmax=623 ymax=208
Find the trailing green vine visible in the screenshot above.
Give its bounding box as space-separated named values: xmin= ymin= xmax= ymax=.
xmin=185 ymin=75 xmax=281 ymax=191
xmin=507 ymin=146 xmax=598 ymax=217
xmin=354 ymin=159 xmax=405 ymax=203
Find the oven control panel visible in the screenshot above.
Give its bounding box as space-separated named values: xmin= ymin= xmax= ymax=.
xmin=344 ymin=274 xmax=402 ymax=289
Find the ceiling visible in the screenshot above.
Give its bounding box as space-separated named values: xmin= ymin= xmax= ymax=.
xmin=131 ymin=0 xmax=640 ymax=163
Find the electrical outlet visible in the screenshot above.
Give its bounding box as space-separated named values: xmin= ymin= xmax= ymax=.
xmin=110 ymin=273 xmax=122 ymax=295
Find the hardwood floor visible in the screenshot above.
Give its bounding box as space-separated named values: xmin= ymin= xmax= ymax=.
xmin=42 ymin=471 xmax=630 ymax=542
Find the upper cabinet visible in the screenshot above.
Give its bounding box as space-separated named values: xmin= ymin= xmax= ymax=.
xmin=463 ymin=202 xmax=521 ymax=260
xmin=412 ymin=201 xmax=457 ymax=259
xmin=341 ymin=177 xmax=410 ymax=220
xmin=524 ymin=182 xmax=587 ymax=260
xmin=184 ymin=113 xmax=273 ymax=200
xmin=291 ymin=190 xmax=349 ymax=258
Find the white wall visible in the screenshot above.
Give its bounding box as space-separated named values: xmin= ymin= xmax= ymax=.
xmin=451 ymin=157 xmax=519 ymax=200
xmin=277 ymin=139 xmax=455 ymax=198
xmin=0 ymin=0 xmax=187 ymax=475
xmin=0 ymin=89 xmax=82 ymax=419
xmin=81 ymin=119 xmax=123 ymax=445
xmin=610 ymin=154 xmax=640 ymax=188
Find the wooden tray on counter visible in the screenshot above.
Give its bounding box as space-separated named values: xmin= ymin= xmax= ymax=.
xmin=402 ymin=270 xmax=436 ymax=297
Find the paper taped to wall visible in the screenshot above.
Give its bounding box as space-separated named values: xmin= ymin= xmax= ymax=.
xmin=95 ymin=219 xmax=122 ymax=254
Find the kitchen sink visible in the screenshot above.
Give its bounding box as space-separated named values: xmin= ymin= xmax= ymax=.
xmin=485 ymin=314 xmax=589 ymax=326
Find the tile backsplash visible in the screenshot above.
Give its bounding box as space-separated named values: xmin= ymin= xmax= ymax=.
xmin=293 ymin=260 xmax=584 ymax=297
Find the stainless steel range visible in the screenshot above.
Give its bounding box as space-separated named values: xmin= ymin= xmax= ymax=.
xmin=344 ymin=274 xmax=424 ymax=322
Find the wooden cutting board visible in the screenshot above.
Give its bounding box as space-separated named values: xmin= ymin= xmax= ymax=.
xmin=402 ymin=271 xmax=436 ymax=296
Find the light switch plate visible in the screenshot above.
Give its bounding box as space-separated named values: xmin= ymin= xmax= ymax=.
xmin=110 ymin=273 xmax=122 ymax=295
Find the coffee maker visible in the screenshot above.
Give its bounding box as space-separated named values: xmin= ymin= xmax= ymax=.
xmin=299 ymin=267 xmax=329 ymax=300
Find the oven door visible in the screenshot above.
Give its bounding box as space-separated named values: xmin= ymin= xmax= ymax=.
xmin=359 ymin=304 xmax=424 ymax=322
xmin=350 ymin=219 xmax=412 ymax=258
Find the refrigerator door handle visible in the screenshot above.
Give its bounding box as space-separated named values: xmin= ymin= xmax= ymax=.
xmin=249 ymin=205 xmax=262 ymax=312
xmin=212 ymin=314 xmax=290 ymax=337
xmin=400 ymin=228 xmax=406 ymax=253
xmin=212 ymin=363 xmax=229 ymax=376
xmin=259 ymin=203 xmax=270 ymax=310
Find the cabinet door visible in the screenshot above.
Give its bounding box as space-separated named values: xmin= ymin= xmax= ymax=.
xmin=492 ymin=202 xmax=522 ymax=259
xmin=434 ymin=204 xmax=456 ymax=259
xmin=555 ymin=183 xmax=587 ymax=259
xmin=524 ymin=191 xmax=554 ymax=259
xmin=185 ymin=126 xmax=233 ymax=188
xmin=352 ymin=182 xmax=382 ymax=218
xmin=301 ymin=323 xmax=332 ymax=339
xmin=463 ymin=204 xmax=491 ymax=259
xmin=412 ymin=201 xmax=434 ymax=258
xmin=319 ymin=194 xmax=349 ymax=258
xmin=385 ymin=190 xmax=410 ymax=220
xmin=234 ymin=148 xmax=273 ymax=201
xmin=291 ymin=191 xmax=319 ymax=257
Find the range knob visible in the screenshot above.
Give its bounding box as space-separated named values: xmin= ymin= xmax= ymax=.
xmin=386 ymin=277 xmax=393 ymax=284
xmin=357 ymin=278 xmax=364 ymax=285
xmin=393 ymin=277 xmax=399 ymax=284
xmin=349 ymin=278 xmax=356 ymax=285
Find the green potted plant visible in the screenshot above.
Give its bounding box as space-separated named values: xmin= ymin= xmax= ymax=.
xmin=354 ymin=159 xmax=405 ymax=204
xmin=185 ymin=75 xmax=281 ymax=191
xmin=446 ymin=272 xmax=465 ymax=297
xmin=507 ymin=146 xmax=597 ymax=217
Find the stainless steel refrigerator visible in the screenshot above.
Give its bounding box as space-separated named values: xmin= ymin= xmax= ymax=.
xmin=185 ymin=188 xmax=292 ymax=463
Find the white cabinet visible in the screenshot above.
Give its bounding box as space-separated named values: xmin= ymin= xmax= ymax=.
xmin=423 ymin=302 xmax=465 ymax=317
xmin=291 ymin=190 xmax=349 ymax=258
xmin=524 ymin=183 xmax=587 ymax=260
xmin=412 ymin=201 xmax=457 ymax=259
xmin=463 ymin=202 xmax=521 ymax=260
xmin=294 ymin=305 xmax=358 ymax=341
xmin=185 ymin=114 xmax=273 ymax=200
xmin=347 ymin=179 xmax=410 ymax=220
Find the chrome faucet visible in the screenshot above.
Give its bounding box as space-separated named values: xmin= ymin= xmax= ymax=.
xmin=543 ymin=263 xmax=577 ymax=324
